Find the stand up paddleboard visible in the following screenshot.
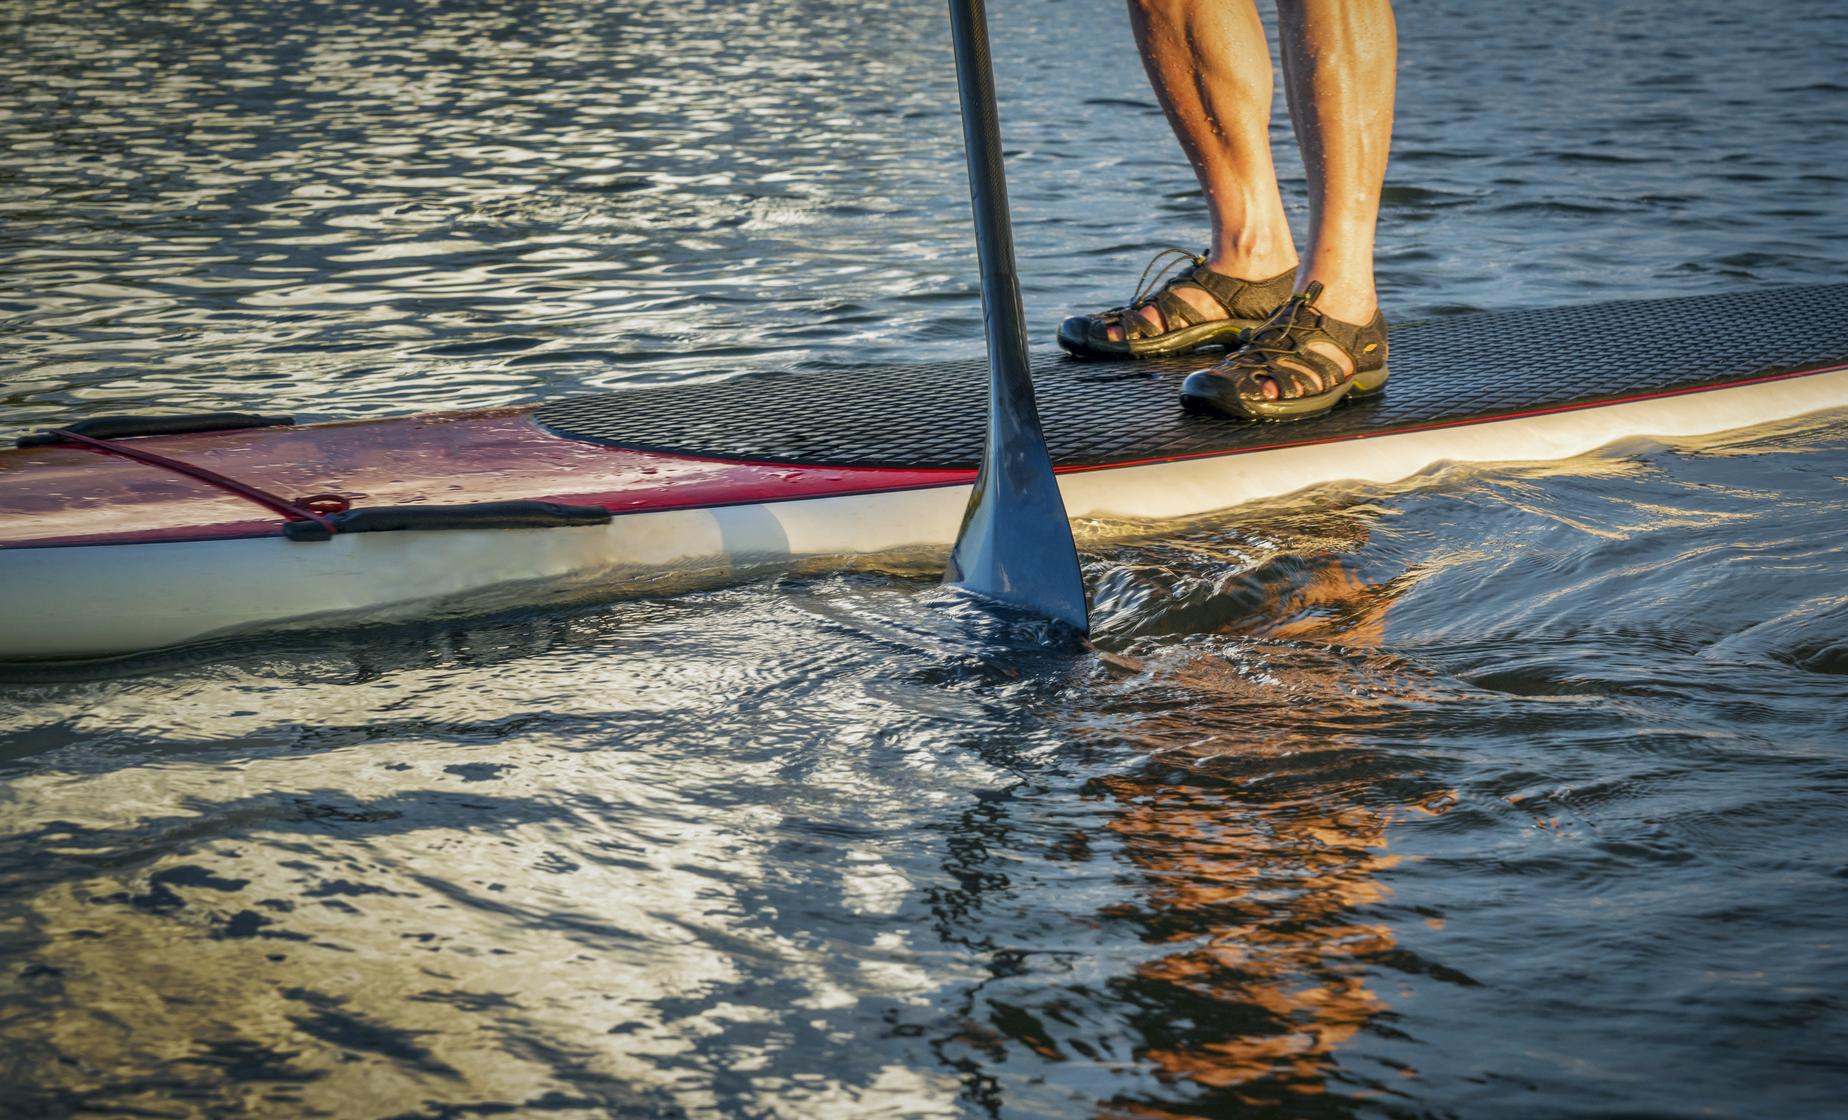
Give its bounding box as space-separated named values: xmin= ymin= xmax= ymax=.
xmin=4 ymin=283 xmax=1847 ymax=661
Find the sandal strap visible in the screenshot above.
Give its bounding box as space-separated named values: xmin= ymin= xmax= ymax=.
xmin=1184 ymin=264 xmax=1298 ymax=321
xmin=1085 ymin=304 xmax=1135 ymax=343
xmin=1151 ymin=286 xmax=1211 ymax=330
xmin=1307 ymin=306 xmax=1389 ymax=374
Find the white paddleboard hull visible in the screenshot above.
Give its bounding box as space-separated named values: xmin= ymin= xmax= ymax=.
xmin=7 ymin=368 xmax=1844 ymax=662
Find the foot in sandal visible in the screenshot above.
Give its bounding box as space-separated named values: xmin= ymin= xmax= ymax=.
xmin=1178 ymin=281 xmax=1388 ymax=422
xmin=1056 ymin=248 xmax=1296 ymax=359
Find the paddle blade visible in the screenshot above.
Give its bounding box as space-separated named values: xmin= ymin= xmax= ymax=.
xmin=944 ymin=386 xmax=1088 ymax=633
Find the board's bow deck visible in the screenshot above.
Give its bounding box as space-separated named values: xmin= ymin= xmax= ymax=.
xmin=0 ymin=412 xmax=966 ymax=549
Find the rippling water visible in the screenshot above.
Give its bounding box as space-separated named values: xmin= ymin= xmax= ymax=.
xmin=3 ymin=0 xmax=1847 ymax=1116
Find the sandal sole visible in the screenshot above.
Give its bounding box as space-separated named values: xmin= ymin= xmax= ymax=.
xmin=1180 ymin=366 xmax=1391 ymax=422
xmin=1057 ymin=317 xmax=1261 ymax=360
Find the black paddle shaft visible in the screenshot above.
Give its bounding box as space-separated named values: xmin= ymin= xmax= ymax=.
xmin=942 ymin=0 xmax=1088 ymax=632
xmin=947 ymin=0 xmax=1029 ymax=373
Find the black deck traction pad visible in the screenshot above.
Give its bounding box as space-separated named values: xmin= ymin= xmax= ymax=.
xmin=537 ymin=284 xmax=1848 ymax=470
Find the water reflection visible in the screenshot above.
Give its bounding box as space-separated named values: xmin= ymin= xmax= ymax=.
xmin=1083 ymin=555 xmax=1431 ymax=1111
xmin=1099 ymin=762 xmax=1403 ymax=1109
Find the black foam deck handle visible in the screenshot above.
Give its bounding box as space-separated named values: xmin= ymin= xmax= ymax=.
xmin=17 ymin=412 xmax=295 ymax=447
xmin=282 ymin=500 xmax=612 ymax=541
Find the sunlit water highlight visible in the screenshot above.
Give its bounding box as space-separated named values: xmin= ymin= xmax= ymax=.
xmin=3 ymin=1 xmax=1847 ymax=1117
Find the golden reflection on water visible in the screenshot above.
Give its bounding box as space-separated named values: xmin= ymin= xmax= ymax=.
xmin=11 ymin=754 xmax=731 ymax=1115
xmin=1086 ymin=552 xmax=1453 ymax=1111
xmin=1108 ymin=787 xmax=1399 ymax=1102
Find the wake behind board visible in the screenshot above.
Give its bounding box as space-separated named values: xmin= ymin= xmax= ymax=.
xmin=3 ymin=284 xmax=1847 ymax=661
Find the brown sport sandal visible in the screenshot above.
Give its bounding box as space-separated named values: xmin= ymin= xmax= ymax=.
xmin=1178 ymin=281 xmax=1389 ymax=421
xmin=1057 ymin=248 xmax=1297 ymax=359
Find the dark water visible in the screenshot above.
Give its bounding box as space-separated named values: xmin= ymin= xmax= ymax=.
xmin=4 ymin=0 xmax=1848 ymax=1116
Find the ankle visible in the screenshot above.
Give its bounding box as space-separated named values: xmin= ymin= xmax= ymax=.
xmin=1302 ymin=278 xmax=1379 ymax=324
xmin=1206 ymin=230 xmax=1296 ymax=282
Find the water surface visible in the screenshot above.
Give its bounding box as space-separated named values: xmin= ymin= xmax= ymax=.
xmin=3 ymin=1 xmax=1847 ymax=1116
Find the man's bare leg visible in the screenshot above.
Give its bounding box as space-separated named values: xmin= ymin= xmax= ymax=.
xmin=1268 ymin=0 xmax=1396 ymax=390
xmin=1109 ymin=0 xmax=1299 ymax=341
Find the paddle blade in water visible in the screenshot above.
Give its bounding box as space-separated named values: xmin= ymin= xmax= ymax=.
xmin=944 ymin=403 xmax=1088 ymax=633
